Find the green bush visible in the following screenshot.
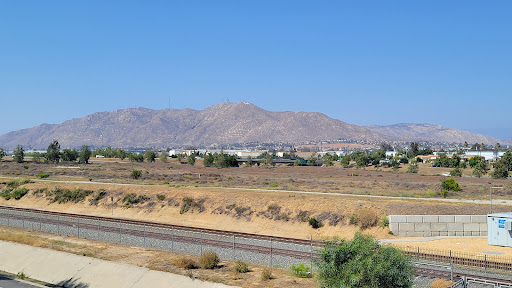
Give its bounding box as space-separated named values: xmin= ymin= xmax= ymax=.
xmin=130 ymin=169 xmax=142 ymax=179
xmin=37 ymin=173 xmax=49 ymax=179
xmin=180 ymin=197 xmax=205 ymax=214
xmin=89 ymin=189 xmax=107 ymax=205
xmin=122 ymin=193 xmax=150 ymax=205
xmin=441 ymin=178 xmax=461 ymax=191
xmin=199 ymin=251 xmax=219 ymax=269
xmin=156 ymin=194 xmax=166 ymax=201
xmin=51 ymin=188 xmax=93 ymax=204
xmin=12 ymin=188 xmax=29 ymax=200
xmin=291 ymin=263 xmax=311 ymax=278
xmin=1 ymin=189 xmax=13 ymax=200
xmin=308 ymin=217 xmax=322 ymax=229
xmin=233 ymin=260 xmax=249 ymax=273
xmin=380 ymin=215 xmax=389 ymax=227
xmin=450 ymin=167 xmax=462 ymax=177
xmin=317 ymin=233 xmax=413 ymax=288
xmin=440 ymin=189 xmax=449 ymax=198
xmin=6 ymin=179 xmax=33 ymax=189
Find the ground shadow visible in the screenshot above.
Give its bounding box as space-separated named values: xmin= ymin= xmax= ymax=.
xmin=54 ymin=278 xmax=90 ymax=288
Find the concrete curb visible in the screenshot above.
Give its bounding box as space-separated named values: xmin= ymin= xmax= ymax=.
xmin=0 ymin=240 xmax=239 ymax=288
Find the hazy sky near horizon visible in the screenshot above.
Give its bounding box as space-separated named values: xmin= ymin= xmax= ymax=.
xmin=1 ymin=1 xmax=511 ymax=139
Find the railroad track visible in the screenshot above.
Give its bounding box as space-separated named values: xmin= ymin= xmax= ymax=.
xmin=2 ymin=204 xmax=512 ymax=280
xmin=0 ymin=205 xmax=319 ymax=261
xmin=414 ymin=266 xmax=512 ymax=285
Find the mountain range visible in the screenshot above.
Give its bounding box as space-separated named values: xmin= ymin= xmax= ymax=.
xmin=0 ymin=102 xmax=507 ymax=149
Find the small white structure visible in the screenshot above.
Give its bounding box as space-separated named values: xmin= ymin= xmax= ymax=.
xmin=95 ymin=155 xmax=105 ymax=158
xmin=488 ymin=213 xmax=512 ymax=247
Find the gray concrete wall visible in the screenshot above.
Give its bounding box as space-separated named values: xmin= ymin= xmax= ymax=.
xmin=389 ymin=215 xmax=487 ymax=237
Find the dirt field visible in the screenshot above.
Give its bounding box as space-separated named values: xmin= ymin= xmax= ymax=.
xmin=0 ymin=159 xmax=511 ymax=240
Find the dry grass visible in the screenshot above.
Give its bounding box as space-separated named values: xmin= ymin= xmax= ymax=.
xmin=430 ymin=279 xmax=454 ymax=288
xmin=0 ymin=226 xmax=315 ymax=287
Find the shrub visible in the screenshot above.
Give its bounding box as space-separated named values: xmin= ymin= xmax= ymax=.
xmin=440 ymin=189 xmax=449 ymax=198
xmin=156 ymin=194 xmax=165 ymax=201
xmin=354 ymin=208 xmax=379 ymax=229
xmin=50 ymin=188 xmax=93 ymax=203
xmin=199 ymin=251 xmax=219 ymax=269
xmin=23 ymin=165 xmax=29 ymax=169
xmin=308 ymin=217 xmax=322 ymax=229
xmin=37 ymin=173 xmax=50 ymax=179
xmin=317 ymin=233 xmax=413 ymax=288
xmin=349 ymin=215 xmax=359 ymax=225
xmin=1 ymin=189 xmax=13 ymax=200
xmin=441 ymin=178 xmax=461 ymax=191
xmin=172 ymin=257 xmax=198 ymax=269
xmin=180 ymin=197 xmax=205 ymax=214
xmin=380 ymin=215 xmax=389 ymax=227
xmin=260 ymin=267 xmax=272 ymax=281
xmin=6 ymin=179 xmax=33 ymax=189
xmin=291 ymin=263 xmax=311 ymax=278
xmin=122 ymin=193 xmax=150 ymax=205
xmin=33 ymin=187 xmax=47 ymax=195
xmin=89 ymin=189 xmax=107 ymax=206
xmin=12 ymin=188 xmax=29 ymax=200
xmin=131 ymin=169 xmax=142 ymax=179
xmin=406 ymin=164 xmax=418 ymax=173
xmin=233 ymin=260 xmax=249 ymax=273
xmin=450 ymin=167 xmax=462 ymax=177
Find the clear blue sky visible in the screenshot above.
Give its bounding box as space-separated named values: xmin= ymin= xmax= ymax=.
xmin=1 ymin=1 xmax=510 ymax=139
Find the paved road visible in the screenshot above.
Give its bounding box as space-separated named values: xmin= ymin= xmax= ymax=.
xmin=17 ymin=177 xmax=512 ymax=206
xmin=0 ymin=274 xmax=42 ymax=288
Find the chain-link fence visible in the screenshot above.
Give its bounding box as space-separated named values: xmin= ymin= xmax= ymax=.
xmin=0 ymin=206 xmax=317 ymax=270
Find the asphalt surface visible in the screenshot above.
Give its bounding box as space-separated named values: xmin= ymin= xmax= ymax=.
xmin=0 ymin=273 xmax=41 ymax=288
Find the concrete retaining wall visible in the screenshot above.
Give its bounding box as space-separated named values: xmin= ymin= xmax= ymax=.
xmin=389 ymin=215 xmax=487 ymax=237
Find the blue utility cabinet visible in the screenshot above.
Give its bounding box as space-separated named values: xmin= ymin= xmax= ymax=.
xmin=488 ymin=213 xmax=512 ymax=247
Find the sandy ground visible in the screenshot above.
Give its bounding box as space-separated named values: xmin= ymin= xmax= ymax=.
xmin=390 ymin=237 xmax=512 ymax=259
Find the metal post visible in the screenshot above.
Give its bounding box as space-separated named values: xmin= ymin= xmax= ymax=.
xmin=270 ymin=238 xmax=273 ymax=269
xmin=200 ymin=231 xmax=203 ymax=255
xmin=97 ymin=220 xmax=100 ymax=239
xmin=77 ymin=217 xmax=80 ymax=238
xmin=171 ymin=228 xmax=174 ymax=252
xmin=450 ymin=260 xmax=453 ymax=281
xmin=417 ymin=247 xmax=420 ymax=261
xmin=57 ymin=215 xmax=60 ymax=235
xmin=143 ymin=224 xmax=146 ymax=248
xmin=119 ymin=221 xmax=122 ymax=243
xmin=310 ymin=235 xmax=313 ymax=275
xmin=22 ymin=211 xmax=25 ymax=228
xmin=484 ymin=254 xmax=487 ymax=271
xmin=39 ymin=211 xmax=42 ymax=231
xmin=232 ymin=235 xmax=235 ymax=261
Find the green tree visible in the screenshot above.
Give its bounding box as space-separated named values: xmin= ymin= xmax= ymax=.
xmin=472 ymin=160 xmax=488 ymax=178
xmin=61 ymin=149 xmax=78 ymax=162
xmin=409 ymin=142 xmax=419 ymax=157
xmin=500 ymin=150 xmax=512 ymax=171
xmin=45 ymin=140 xmax=61 ymax=164
xmin=307 ymin=153 xmax=318 ymax=166
xmin=187 ymin=154 xmax=196 ymax=166
xmin=113 ymin=148 xmax=127 ymax=159
xmin=340 ymin=156 xmax=350 ymax=168
xmin=79 ymin=145 xmax=92 ymax=164
xmin=159 ymin=152 xmax=169 ymax=162
xmin=317 ymin=233 xmax=413 ymax=288
xmin=13 ymin=145 xmax=24 ymax=163
xmin=491 ymin=160 xmax=509 ymax=179
xmin=468 ymin=156 xmax=484 ymax=168
xmin=441 ymin=178 xmax=461 ymax=191
xmin=355 ymin=154 xmax=369 ymax=168
xmin=0 ymin=148 xmax=5 ymax=160
xmin=203 ymin=153 xmax=214 ymax=167
xmin=406 ymin=159 xmax=418 ymax=173
xmin=32 ymin=152 xmax=42 ymax=163
xmin=450 ymin=167 xmax=462 ymax=177
xmin=176 ymin=153 xmax=184 ymax=163
xmin=128 ymin=153 xmax=144 ymax=162
xmin=246 ymin=156 xmax=253 ymax=167
xmin=144 ymin=150 xmax=156 ymax=162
